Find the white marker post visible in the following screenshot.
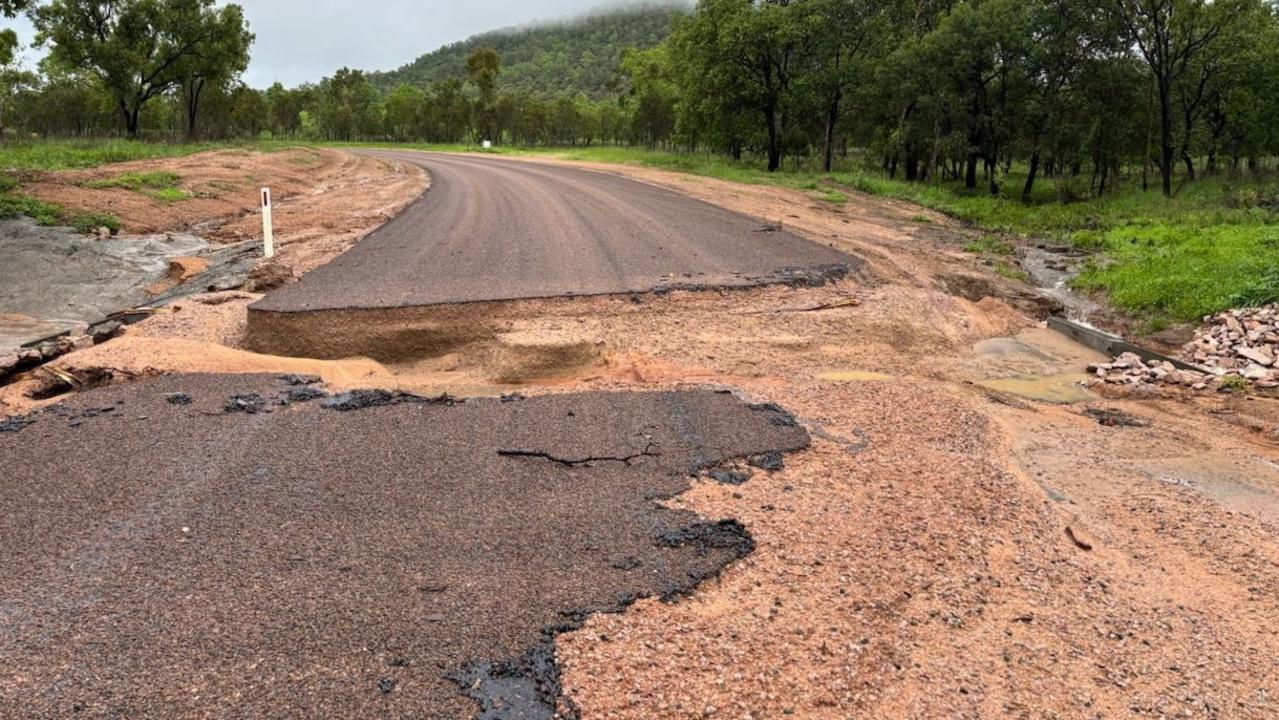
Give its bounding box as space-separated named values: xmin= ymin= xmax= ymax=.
xmin=260 ymin=187 xmax=275 ymax=258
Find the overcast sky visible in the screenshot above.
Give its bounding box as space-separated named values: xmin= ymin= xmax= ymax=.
xmin=4 ymin=0 xmax=671 ymax=87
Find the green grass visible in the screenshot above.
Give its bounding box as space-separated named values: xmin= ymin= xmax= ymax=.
xmin=964 ymin=235 xmax=1015 ymax=255
xmin=0 ymin=193 xmax=64 ymax=226
xmin=0 ymin=140 xmax=218 ymax=172
xmin=68 ymin=211 xmax=121 ymax=234
xmin=0 ymin=139 xmax=297 ymax=172
xmin=0 ymin=191 xmax=120 ymax=234
xmin=86 ymin=170 xmax=182 ymax=191
xmin=342 ymin=142 xmax=1279 ymax=324
xmin=1220 ymin=374 xmax=1249 ymax=392
xmin=86 ymin=170 xmax=189 ymax=202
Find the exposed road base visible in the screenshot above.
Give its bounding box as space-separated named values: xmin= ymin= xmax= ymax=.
xmin=245 ymin=264 xmax=855 ymax=361
xmin=0 ymin=375 xmax=809 ymax=718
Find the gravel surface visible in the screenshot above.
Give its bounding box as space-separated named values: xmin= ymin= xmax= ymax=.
xmin=0 ymin=374 xmax=809 ymax=718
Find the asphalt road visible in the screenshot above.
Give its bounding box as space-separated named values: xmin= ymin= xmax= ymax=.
xmin=251 ymin=151 xmax=856 ymax=314
xmin=0 ymin=375 xmax=809 ymax=718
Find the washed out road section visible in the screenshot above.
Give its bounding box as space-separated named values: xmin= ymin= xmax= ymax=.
xmin=251 ymin=151 xmax=856 ymax=315
xmin=0 ymin=375 xmax=809 ymax=718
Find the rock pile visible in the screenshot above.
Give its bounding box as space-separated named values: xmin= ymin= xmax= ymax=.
xmin=1088 ymin=305 xmax=1279 ymax=392
xmin=1088 ymin=353 xmax=1216 ymax=390
xmin=1181 ymin=305 xmax=1278 ymax=388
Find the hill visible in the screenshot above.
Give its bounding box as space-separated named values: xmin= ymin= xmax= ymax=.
xmin=368 ymin=3 xmax=686 ymax=99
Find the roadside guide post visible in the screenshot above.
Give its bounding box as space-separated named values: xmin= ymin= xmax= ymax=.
xmin=261 ymin=187 xmax=275 ymax=258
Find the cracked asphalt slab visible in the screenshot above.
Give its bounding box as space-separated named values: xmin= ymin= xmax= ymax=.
xmin=0 ymin=374 xmax=809 ymax=718
xmin=250 ymin=151 xmax=857 ymax=315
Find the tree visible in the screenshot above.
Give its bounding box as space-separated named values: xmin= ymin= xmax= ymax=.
xmin=0 ymin=28 xmax=38 ymax=136
xmin=429 ymin=78 xmax=470 ymax=143
xmin=32 ymin=0 xmax=251 ymax=138
xmin=1 ymin=0 xmax=30 ymax=18
xmin=619 ymin=46 xmax=676 ymax=148
xmin=466 ymin=47 xmax=501 ymax=142
xmin=1111 ymin=0 xmax=1250 ymax=196
xmin=671 ymin=0 xmax=812 ymax=172
xmin=384 ymin=83 xmax=425 ymax=141
xmin=800 ymin=0 xmax=887 ymax=172
xmin=318 ymin=67 xmax=379 ymax=140
xmin=176 ymin=2 xmax=253 ymax=138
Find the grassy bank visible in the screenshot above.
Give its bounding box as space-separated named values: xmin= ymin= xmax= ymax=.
xmin=350 ymin=142 xmax=1277 ymax=325
xmin=0 ymin=139 xmax=230 ymax=172
xmin=0 ymin=139 xmax=299 ymax=233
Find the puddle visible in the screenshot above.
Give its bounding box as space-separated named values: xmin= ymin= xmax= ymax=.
xmin=1139 ymin=456 xmax=1279 ymax=526
xmin=0 ymin=217 xmax=252 ymax=353
xmin=962 ymin=327 xmax=1108 ymax=403
xmin=979 ymin=373 xmax=1098 ymax=403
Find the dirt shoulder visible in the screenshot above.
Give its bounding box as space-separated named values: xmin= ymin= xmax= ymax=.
xmin=0 ymin=147 xmax=426 ymax=382
xmin=19 ymin=147 xmax=427 ymax=275
xmin=4 ymin=152 xmax=1279 ymax=718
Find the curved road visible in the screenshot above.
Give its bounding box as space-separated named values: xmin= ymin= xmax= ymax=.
xmin=252 ymin=151 xmax=856 ymax=314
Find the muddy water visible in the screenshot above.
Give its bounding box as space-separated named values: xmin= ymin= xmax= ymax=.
xmin=0 ymin=217 xmax=256 ymax=353
xmin=1018 ymin=245 xmax=1103 ymax=321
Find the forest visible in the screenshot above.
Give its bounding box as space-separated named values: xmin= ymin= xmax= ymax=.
xmin=2 ymin=0 xmax=1276 ymax=202
xmin=367 ymin=4 xmax=681 ymax=99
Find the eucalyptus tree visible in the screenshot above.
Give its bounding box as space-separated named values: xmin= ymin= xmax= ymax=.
xmin=466 ymin=47 xmax=501 ymax=143
xmin=672 ymin=0 xmax=813 ymax=171
xmin=175 ymin=2 xmax=253 ymax=139
xmin=799 ymin=0 xmax=891 ymax=172
xmin=32 ymin=0 xmax=252 ymax=138
xmin=1111 ymin=0 xmax=1252 ymax=195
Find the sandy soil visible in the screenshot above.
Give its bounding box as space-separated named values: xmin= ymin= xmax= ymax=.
xmin=5 ymin=153 xmax=1279 ymax=718
xmin=22 ymin=147 xmax=427 ymax=277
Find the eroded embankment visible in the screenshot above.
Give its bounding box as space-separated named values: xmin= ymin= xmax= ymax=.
xmin=0 ymin=374 xmax=809 ymax=719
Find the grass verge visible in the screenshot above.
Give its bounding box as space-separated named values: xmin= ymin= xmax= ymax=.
xmin=87 ymin=170 xmax=188 ymax=202
xmin=1 ymin=174 xmax=122 ymax=234
xmin=0 ymin=139 xmax=296 ymax=172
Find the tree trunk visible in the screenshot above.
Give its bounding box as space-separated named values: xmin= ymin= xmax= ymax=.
xmin=1182 ymin=151 xmax=1196 ymax=181
xmin=965 ymin=154 xmax=978 ymax=190
xmin=185 ymin=78 xmax=205 ymax=140
xmin=120 ymin=100 xmax=142 ymax=139
xmin=822 ymin=89 xmax=841 ymax=174
xmin=1022 ymin=151 xmax=1041 ymax=203
xmin=765 ymin=104 xmax=782 ymax=172
xmin=1158 ymin=78 xmax=1174 ymax=197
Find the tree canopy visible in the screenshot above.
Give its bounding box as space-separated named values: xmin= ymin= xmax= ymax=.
xmin=31 ymin=0 xmax=253 ymax=137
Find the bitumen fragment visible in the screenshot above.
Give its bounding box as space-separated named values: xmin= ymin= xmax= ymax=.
xmin=0 ymin=374 xmax=809 ymax=718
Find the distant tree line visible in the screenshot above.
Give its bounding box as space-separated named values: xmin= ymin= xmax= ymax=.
xmin=645 ymin=0 xmax=1279 ymax=198
xmin=4 ymin=0 xmax=1279 ymax=201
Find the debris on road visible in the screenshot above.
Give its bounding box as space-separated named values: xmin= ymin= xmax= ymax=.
xmin=1083 ymin=406 xmax=1152 ymax=428
xmin=0 ymin=376 xmax=809 ymax=718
